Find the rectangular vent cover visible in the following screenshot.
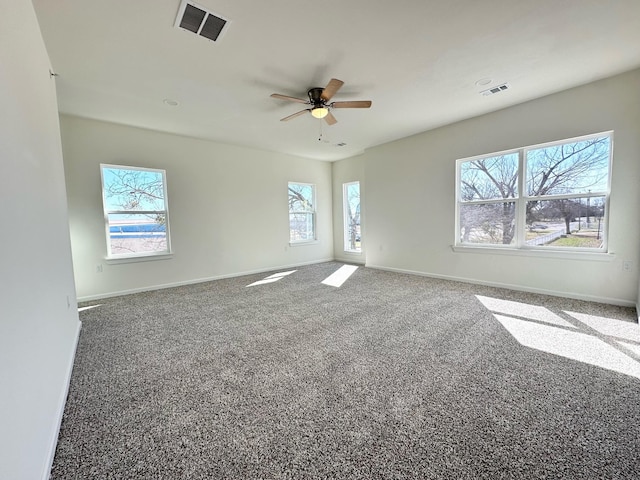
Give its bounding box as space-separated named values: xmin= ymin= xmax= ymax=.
xmin=175 ymin=0 xmax=229 ymax=42
xmin=480 ymin=83 xmax=510 ymax=96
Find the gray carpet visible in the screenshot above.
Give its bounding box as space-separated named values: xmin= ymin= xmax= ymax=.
xmin=52 ymin=262 xmax=640 ymax=479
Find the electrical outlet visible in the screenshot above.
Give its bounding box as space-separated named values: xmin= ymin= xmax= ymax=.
xmin=623 ymin=260 xmax=632 ymax=272
xmin=96 ymin=264 xmax=103 ymax=273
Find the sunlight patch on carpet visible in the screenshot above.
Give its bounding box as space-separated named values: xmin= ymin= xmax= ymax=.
xmin=321 ymin=264 xmax=358 ymax=288
xmin=617 ymin=341 xmax=640 ymax=357
xmin=246 ymin=270 xmax=296 ymax=287
xmin=476 ymin=295 xmax=574 ymax=328
xmin=78 ymin=304 xmax=102 ymax=312
xmin=495 ymin=314 xmax=640 ymax=379
xmin=477 ymin=295 xmax=640 ymax=380
xmin=565 ymin=311 xmax=640 ymax=343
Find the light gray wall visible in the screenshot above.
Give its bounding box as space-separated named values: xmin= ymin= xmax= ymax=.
xmin=61 ymin=116 xmax=334 ymax=300
xmin=360 ymin=69 xmax=640 ymax=306
xmin=332 ymin=154 xmax=366 ymax=264
xmin=0 ymin=1 xmax=81 ymax=479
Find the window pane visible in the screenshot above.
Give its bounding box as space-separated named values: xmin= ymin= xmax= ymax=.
xmin=289 ymin=213 xmax=314 ymax=242
xmin=288 ymin=183 xmax=314 ymax=213
xmin=344 ymin=182 xmax=361 ymax=252
xmin=101 ymin=165 xmax=170 ymax=258
xmin=525 ymin=197 xmax=605 ymax=249
xmin=102 ymin=167 xmax=166 ymax=212
xmin=456 ymin=133 xmax=611 ymax=252
xmin=459 ymin=202 xmax=516 ymax=245
xmin=526 ymin=136 xmax=610 ymax=196
xmin=107 ymin=213 xmax=168 ymax=255
xmin=460 ymin=153 xmax=518 ymax=201
xmin=288 ymin=182 xmax=316 ymax=242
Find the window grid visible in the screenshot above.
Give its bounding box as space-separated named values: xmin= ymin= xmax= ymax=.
xmin=456 ymin=132 xmax=612 ymax=252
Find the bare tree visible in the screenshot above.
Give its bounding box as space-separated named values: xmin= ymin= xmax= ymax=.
xmin=460 ymin=154 xmax=518 ymax=244
xmin=344 ymin=184 xmax=360 ymax=250
xmin=526 ymin=138 xmax=609 ymax=197
xmin=542 ymin=199 xmax=581 ymax=235
xmin=288 ymin=184 xmax=314 ymax=241
xmin=525 ymin=137 xmax=609 ymax=229
xmin=104 ymin=168 xmax=166 ymax=224
xmin=288 ymin=185 xmax=311 ymax=211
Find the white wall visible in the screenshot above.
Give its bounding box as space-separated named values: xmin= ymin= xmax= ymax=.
xmin=362 ymin=69 xmax=640 ymax=306
xmin=0 ymin=1 xmax=81 ymax=479
xmin=332 ymin=154 xmax=366 ymax=264
xmin=637 ymin=270 xmax=640 ymax=320
xmin=61 ymin=116 xmax=334 ymax=300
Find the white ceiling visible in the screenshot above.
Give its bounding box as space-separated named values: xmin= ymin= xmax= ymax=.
xmin=33 ymin=0 xmax=640 ymax=161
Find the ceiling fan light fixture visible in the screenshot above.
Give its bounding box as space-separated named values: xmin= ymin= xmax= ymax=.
xmin=311 ymin=107 xmax=329 ymax=119
xmin=271 ymin=79 xmax=371 ymax=124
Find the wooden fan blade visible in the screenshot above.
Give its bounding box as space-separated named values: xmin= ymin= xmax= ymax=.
xmin=271 ymin=93 xmax=308 ymax=104
xmin=321 ymin=78 xmax=344 ymax=102
xmin=324 ymin=111 xmax=337 ymax=125
xmin=331 ymin=100 xmax=372 ymax=109
xmin=280 ymin=109 xmax=310 ymax=121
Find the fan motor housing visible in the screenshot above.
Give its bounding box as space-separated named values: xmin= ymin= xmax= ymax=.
xmin=308 ymin=87 xmax=325 ymax=105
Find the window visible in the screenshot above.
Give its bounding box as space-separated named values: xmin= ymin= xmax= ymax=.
xmin=343 ymin=181 xmax=361 ymax=252
xmin=101 ymin=164 xmax=171 ymax=258
xmin=288 ymin=182 xmax=316 ymax=243
xmin=456 ymin=132 xmax=612 ymax=252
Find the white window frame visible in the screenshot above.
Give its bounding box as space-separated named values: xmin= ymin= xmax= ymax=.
xmin=100 ymin=164 xmax=172 ymax=260
xmin=288 ymin=182 xmax=316 ymax=245
xmin=343 ymin=181 xmax=361 ymax=253
xmin=455 ymin=131 xmax=613 ymax=254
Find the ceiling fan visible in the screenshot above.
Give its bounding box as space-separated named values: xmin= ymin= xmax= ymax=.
xmin=270 ymin=78 xmax=372 ymax=125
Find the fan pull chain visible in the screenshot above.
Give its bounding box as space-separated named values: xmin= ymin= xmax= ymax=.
xmin=318 ymin=121 xmax=323 ymax=142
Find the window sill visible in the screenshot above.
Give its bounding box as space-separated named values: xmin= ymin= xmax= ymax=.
xmin=343 ymin=250 xmax=362 ymax=255
xmin=451 ymin=245 xmax=615 ymax=262
xmin=105 ymin=252 xmax=174 ymax=265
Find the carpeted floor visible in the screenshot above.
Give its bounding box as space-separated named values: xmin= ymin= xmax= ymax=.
xmin=51 ymin=262 xmax=640 ymax=479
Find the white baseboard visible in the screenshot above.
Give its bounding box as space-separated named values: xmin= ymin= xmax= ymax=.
xmin=42 ymin=320 xmax=82 ymax=480
xmin=77 ymin=258 xmax=335 ymax=302
xmin=333 ymin=255 xmax=366 ymax=266
xmin=78 ymin=258 xmax=638 ymax=312
xmin=366 ymin=263 xmax=636 ymax=308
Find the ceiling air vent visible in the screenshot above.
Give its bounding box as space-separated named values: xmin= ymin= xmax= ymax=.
xmin=175 ymin=0 xmax=230 ymax=42
xmin=480 ymin=83 xmax=510 ymax=96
